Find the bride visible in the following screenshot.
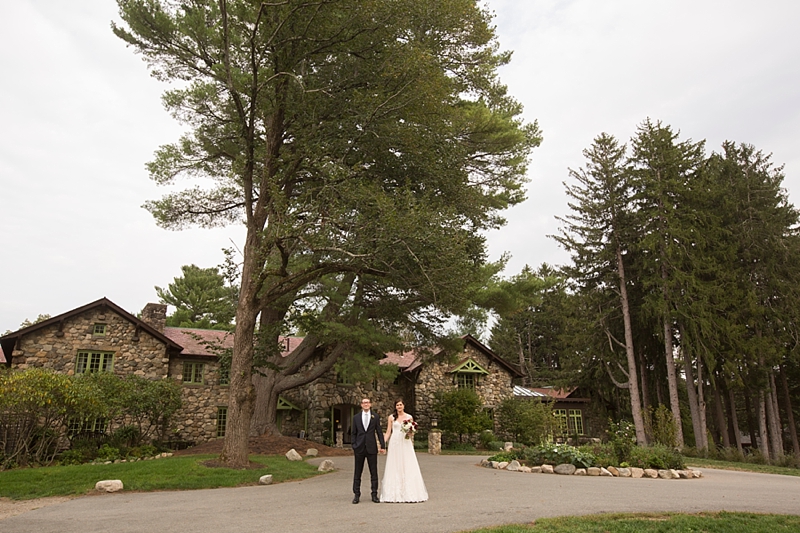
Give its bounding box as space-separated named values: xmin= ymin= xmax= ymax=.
xmin=379 ymin=398 xmax=428 ymax=503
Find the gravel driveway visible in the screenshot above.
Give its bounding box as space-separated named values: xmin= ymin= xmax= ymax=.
xmin=3 ymin=454 xmax=799 ymax=533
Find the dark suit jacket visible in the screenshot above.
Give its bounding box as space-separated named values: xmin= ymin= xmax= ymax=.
xmin=351 ymin=410 xmax=385 ymax=454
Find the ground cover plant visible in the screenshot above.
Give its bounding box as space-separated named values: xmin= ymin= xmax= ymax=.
xmin=0 ymin=455 xmax=321 ymax=500
xmin=467 ymin=512 xmax=800 ymax=532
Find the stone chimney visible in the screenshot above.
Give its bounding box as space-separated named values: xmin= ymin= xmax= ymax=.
xmin=141 ymin=303 xmax=167 ymax=333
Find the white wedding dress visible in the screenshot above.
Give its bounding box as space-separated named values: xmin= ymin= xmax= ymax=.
xmin=379 ymin=415 xmax=428 ymax=503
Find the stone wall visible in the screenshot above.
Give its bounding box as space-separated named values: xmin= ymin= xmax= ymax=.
xmin=167 ymin=356 xmax=230 ymax=444
xmin=10 ymin=307 xmax=169 ymax=380
xmin=413 ymin=343 xmax=514 ymax=431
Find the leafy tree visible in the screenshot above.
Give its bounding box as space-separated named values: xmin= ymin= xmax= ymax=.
xmin=496 ymin=397 xmax=556 ymax=445
xmin=156 ymin=264 xmax=237 ymax=329
xmin=114 ymin=0 xmax=539 ymax=466
xmin=432 ymin=388 xmax=492 ymax=443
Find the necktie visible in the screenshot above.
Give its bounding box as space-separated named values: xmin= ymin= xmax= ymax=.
xmin=363 ymin=412 xmax=369 ymax=430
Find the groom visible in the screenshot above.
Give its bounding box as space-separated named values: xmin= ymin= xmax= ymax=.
xmin=351 ymin=397 xmax=385 ymax=503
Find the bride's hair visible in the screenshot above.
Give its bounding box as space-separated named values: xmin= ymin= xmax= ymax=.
xmin=391 ymin=397 xmax=405 ymax=422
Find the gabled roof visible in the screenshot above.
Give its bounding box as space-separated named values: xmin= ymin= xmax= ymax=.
xmin=460 ymin=334 xmax=524 ymax=378
xmin=0 ymin=297 xmax=183 ymax=353
xmin=162 ymin=328 xmax=304 ymax=358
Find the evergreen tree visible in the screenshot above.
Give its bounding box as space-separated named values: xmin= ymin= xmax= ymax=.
xmin=156 ymin=265 xmax=237 ymax=329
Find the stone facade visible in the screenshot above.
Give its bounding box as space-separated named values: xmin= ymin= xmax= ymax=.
xmin=167 ymin=355 xmax=229 ymax=444
xmin=413 ymin=339 xmax=517 ymax=431
xmin=9 ymin=306 xmax=169 ymax=380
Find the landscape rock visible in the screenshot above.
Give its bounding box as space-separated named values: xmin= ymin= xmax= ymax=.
xmin=506 ymin=460 xmax=521 ymax=472
xmin=607 ymin=466 xmax=619 ymax=477
xmin=95 ymin=480 xmax=123 ymax=493
xmin=678 ymin=470 xmax=691 ymax=479
xmin=259 ymin=475 xmax=273 ymax=485
xmin=692 ymin=469 xmax=703 ymax=478
xmin=630 ymin=467 xmax=644 ymax=478
xmin=541 ymin=464 xmax=554 ymax=474
xmin=617 ymin=467 xmax=631 ymax=477
xmin=530 ymin=466 xmax=542 ymax=473
xmin=285 ymin=449 xmax=303 ymax=461
xmin=480 ymin=459 xmax=490 ymax=467
xmin=574 ymin=468 xmax=587 ymax=476
xmin=657 ymin=469 xmax=679 ymax=479
xmin=497 ymin=461 xmax=509 ymax=469
xmin=318 ymin=460 xmax=335 ymax=472
xmin=306 ymin=449 xmax=318 ymax=457
xmin=520 ymin=466 xmax=532 ymax=473
xmin=554 ymin=463 xmax=576 ymax=475
xmin=587 ymin=467 xmax=601 ymax=476
xmin=644 ymin=469 xmax=658 ymax=478
xmin=503 ymin=442 xmax=514 ymax=451
xmin=600 ymin=467 xmax=613 ymax=477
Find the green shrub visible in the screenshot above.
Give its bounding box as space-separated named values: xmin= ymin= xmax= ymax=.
xmin=607 ymin=419 xmax=636 ymax=464
xmin=645 ymin=405 xmax=678 ymax=447
xmin=487 ymin=451 xmax=518 ymax=462
xmin=96 ymin=444 xmax=121 ymax=462
xmin=627 ymin=445 xmax=684 ymax=470
xmin=497 ymin=398 xmax=556 ymax=446
xmin=522 ymin=443 xmax=595 ymax=469
xmin=579 ymin=442 xmax=617 ymax=467
xmin=433 ymin=389 xmax=492 ymax=443
xmin=479 ymin=430 xmax=496 ymax=449
xmin=487 ymin=441 xmax=505 ymax=452
xmin=445 ymin=442 xmax=476 ymax=452
xmin=413 ymin=439 xmax=427 ymax=450
xmin=110 ymin=425 xmax=142 ymax=449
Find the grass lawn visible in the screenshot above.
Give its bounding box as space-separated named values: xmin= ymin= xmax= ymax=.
xmin=468 ymin=512 xmax=800 ymax=532
xmin=685 ymin=458 xmax=800 ymax=477
xmin=0 ymin=455 xmax=323 ymax=500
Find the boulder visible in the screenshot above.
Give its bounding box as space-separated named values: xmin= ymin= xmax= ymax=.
xmin=554 ymin=463 xmax=576 ymax=475
xmin=318 ymin=459 xmax=335 ymax=472
xmin=600 ymin=467 xmax=613 ymax=477
xmin=530 ymin=466 xmax=542 ymax=474
xmin=587 ymin=467 xmax=601 ymax=476
xmin=607 ymin=466 xmax=619 ymax=477
xmin=574 ymin=468 xmax=587 ymax=476
xmin=480 ymin=459 xmax=490 ymax=467
xmin=678 ymin=470 xmax=691 ymax=479
xmin=643 ymin=469 xmax=658 ymax=478
xmin=541 ymin=464 xmax=554 ymax=474
xmin=691 ymin=469 xmax=703 ymax=478
xmin=520 ymin=466 xmax=532 ymax=473
xmin=497 ymin=461 xmax=509 ymax=470
xmin=503 ymin=442 xmax=514 ymax=451
xmin=617 ymin=467 xmax=631 ymax=478
xmin=506 ymin=460 xmax=521 ymax=471
xmin=630 ymin=467 xmax=644 ymax=478
xmin=658 ymin=469 xmax=679 ymax=479
xmin=259 ymin=475 xmax=273 ymax=485
xmin=285 ymin=449 xmax=303 ymax=461
xmin=95 ymin=480 xmax=123 ymax=493
xmin=306 ymin=448 xmax=318 ymax=457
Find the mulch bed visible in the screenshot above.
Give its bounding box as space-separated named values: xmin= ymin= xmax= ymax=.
xmin=173 ymin=434 xmax=354 ymax=457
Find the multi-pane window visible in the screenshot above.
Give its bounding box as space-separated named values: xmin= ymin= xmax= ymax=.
xmin=568 ymin=409 xmax=584 ymax=435
xmin=68 ymin=417 xmax=107 ymax=437
xmin=335 ymin=370 xmax=353 ymax=385
xmin=553 ymin=409 xmax=568 ymax=434
xmin=93 ymin=324 xmax=107 ymax=336
xmin=75 ymin=351 xmax=114 ymax=374
xmin=182 ymin=362 xmax=205 ymax=384
xmin=456 ymin=372 xmax=476 ymax=389
xmin=216 ymin=407 xmax=228 ymax=437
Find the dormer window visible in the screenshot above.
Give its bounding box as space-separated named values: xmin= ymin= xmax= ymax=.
xmin=451 ymin=358 xmax=489 ymax=390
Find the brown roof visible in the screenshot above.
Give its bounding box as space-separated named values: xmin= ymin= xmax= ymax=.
xmin=380 ymin=349 xmax=420 ymax=370
xmin=528 ymin=387 xmax=575 ymax=399
xmin=162 ymin=328 xmax=304 ymax=358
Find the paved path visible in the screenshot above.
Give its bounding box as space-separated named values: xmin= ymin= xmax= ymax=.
xmin=4 ymin=455 xmax=800 ymax=533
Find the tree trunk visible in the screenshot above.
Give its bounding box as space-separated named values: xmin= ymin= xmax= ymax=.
xmin=727 ymin=386 xmax=743 ymax=453
xmin=743 ymin=387 xmax=759 ymax=453
xmin=682 ymin=343 xmax=704 ymax=449
xmin=661 ymin=318 xmax=684 ymax=448
xmin=219 ymin=227 xmax=262 ymax=468
xmin=767 ymin=372 xmax=783 ymax=458
xmin=779 ymin=365 xmax=800 ymax=456
xmin=639 ymin=350 xmax=650 ymax=415
xmin=251 ymin=372 xmax=281 ymax=437
xmin=757 ymin=389 xmax=770 ymax=460
xmin=696 ymin=355 xmax=709 ymax=450
xmin=712 ymin=377 xmax=730 ymax=448
xmin=616 ymin=244 xmax=647 ymax=445
xmin=719 ymin=377 xmax=738 ymax=449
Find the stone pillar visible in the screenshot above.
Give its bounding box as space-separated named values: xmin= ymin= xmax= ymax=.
xmin=428 ymin=430 xmax=441 ymax=455
xmin=141 ymin=303 xmax=167 ymax=332
xmin=335 ymin=430 xmax=343 ymax=448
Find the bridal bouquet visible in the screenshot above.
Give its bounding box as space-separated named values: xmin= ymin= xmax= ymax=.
xmin=400 ymin=419 xmax=418 ymax=440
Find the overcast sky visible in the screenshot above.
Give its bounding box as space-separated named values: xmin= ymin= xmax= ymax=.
xmin=1 ymin=1 xmax=799 ymax=330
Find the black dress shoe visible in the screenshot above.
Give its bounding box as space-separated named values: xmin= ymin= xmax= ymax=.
xmin=352 ymin=496 xmax=360 ymax=504
xmin=372 ymin=495 xmax=380 ymax=503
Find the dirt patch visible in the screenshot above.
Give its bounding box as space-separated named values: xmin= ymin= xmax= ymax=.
xmin=0 ymin=496 xmax=74 ymax=521
xmin=173 ymin=434 xmax=353 ymax=458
